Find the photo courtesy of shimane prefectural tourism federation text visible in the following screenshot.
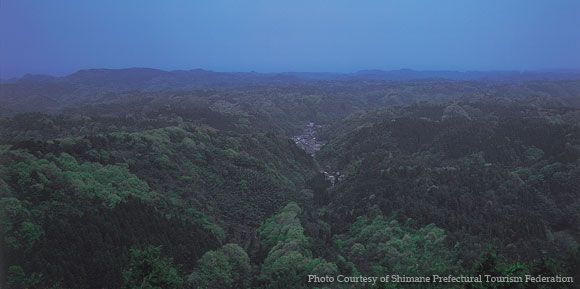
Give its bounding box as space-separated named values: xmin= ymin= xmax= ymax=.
xmin=1 ymin=0 xmax=579 ymax=288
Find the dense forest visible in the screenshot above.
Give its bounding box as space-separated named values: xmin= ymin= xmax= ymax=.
xmin=1 ymin=69 xmax=579 ymax=288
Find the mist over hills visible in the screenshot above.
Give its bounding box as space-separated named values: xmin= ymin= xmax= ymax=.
xmin=2 ymin=66 xmax=580 ymax=288
xmin=3 ymin=0 xmax=580 ymax=286
xmin=5 ymin=67 xmax=580 ymax=88
xmin=2 ymin=67 xmax=579 ymax=116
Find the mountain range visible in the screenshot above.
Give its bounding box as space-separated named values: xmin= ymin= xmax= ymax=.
xmin=4 ymin=68 xmax=580 ymax=89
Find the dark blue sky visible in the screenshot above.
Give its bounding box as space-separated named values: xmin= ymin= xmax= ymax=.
xmin=1 ymin=0 xmax=579 ymax=78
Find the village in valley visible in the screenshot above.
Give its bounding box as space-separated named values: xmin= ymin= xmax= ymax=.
xmin=293 ymin=122 xmax=345 ymax=185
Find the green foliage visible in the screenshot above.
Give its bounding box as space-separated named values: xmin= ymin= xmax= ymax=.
xmin=257 ymin=203 xmax=339 ymax=288
xmin=316 ymin=101 xmax=580 ymax=270
xmin=0 ymin=197 xmax=45 ymax=252
xmin=239 ymin=179 xmax=249 ymax=191
xmin=6 ymin=266 xmax=42 ymax=289
xmin=64 ymin=161 xmax=153 ymax=208
xmin=524 ymin=146 xmax=544 ymax=163
xmin=190 ymin=243 xmax=251 ymax=289
xmin=261 ymin=250 xmax=311 ymax=287
xmin=1 ymin=79 xmax=580 ymax=289
xmin=259 ymin=202 xmax=308 ymax=249
xmin=465 ymin=247 xmax=577 ymax=289
xmin=122 ymin=245 xmax=184 ymax=289
xmin=335 ymin=216 xmax=459 ymax=275
xmin=17 ymin=221 xmax=45 ymax=249
xmin=0 ymin=119 xmax=315 ymax=288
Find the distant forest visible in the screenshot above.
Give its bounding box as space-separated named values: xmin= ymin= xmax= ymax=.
xmin=1 ymin=69 xmax=579 ymax=288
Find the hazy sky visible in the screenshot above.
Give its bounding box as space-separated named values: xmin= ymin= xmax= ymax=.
xmin=1 ymin=0 xmax=580 ymax=78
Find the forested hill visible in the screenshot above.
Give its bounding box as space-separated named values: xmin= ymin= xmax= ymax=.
xmin=1 ymin=73 xmax=580 ymax=288
xmin=6 ymin=68 xmax=580 ymax=88
xmin=2 ymin=69 xmax=580 ymax=130
xmin=316 ymin=100 xmax=580 ymax=259
xmin=0 ymin=123 xmax=319 ymax=288
xmin=2 ymin=68 xmax=580 ymax=115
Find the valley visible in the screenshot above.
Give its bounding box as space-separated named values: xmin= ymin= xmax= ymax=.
xmin=1 ymin=69 xmax=580 ymax=288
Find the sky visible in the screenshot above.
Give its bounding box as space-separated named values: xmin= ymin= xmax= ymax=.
xmin=1 ymin=0 xmax=580 ymax=78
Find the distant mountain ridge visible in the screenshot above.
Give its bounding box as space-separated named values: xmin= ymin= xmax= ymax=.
xmin=6 ymin=68 xmax=307 ymax=91
xmin=2 ymin=67 xmax=580 ymax=116
xmin=353 ymin=69 xmax=580 ymax=82
xmin=5 ymin=68 xmax=580 ymax=88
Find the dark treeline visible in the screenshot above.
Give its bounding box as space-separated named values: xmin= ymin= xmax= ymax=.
xmin=1 ymin=72 xmax=580 ymax=288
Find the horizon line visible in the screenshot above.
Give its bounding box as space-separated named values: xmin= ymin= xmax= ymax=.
xmin=4 ymin=66 xmax=580 ymax=80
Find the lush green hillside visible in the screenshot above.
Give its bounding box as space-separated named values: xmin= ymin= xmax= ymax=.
xmin=1 ymin=75 xmax=580 ymax=288
xmin=0 ymin=120 xmax=318 ymax=288
xmin=314 ymin=99 xmax=580 ymax=285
